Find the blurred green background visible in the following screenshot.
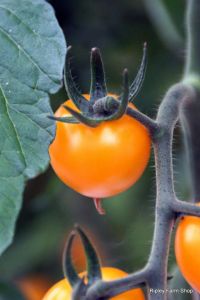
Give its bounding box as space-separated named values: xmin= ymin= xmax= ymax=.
xmin=0 ymin=0 xmax=194 ymax=299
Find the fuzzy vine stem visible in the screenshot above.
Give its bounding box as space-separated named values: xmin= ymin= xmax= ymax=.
xmin=86 ymin=84 xmax=196 ymax=300
xmin=83 ymin=1 xmax=200 ymax=299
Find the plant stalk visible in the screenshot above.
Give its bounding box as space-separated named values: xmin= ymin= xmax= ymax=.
xmin=84 ymin=1 xmax=200 ymax=299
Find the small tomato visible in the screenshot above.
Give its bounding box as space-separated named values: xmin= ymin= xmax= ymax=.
xmin=49 ymin=95 xmax=151 ymax=198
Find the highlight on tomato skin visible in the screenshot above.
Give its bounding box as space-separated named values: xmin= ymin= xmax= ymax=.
xmin=175 ymin=204 xmax=200 ymax=293
xmin=49 ymin=95 xmax=151 ymax=200
xmin=42 ymin=267 xmax=146 ymax=300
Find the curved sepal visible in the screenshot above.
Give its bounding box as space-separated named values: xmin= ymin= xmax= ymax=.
xmin=64 ymin=46 xmax=89 ymax=112
xmin=75 ymin=225 xmax=102 ymax=284
xmin=63 ymin=105 xmax=99 ymax=127
xmin=48 ymin=115 xmax=80 ymax=124
xmin=62 ymin=232 xmax=81 ymax=287
xmin=112 ymin=69 xmax=129 ymax=119
xmin=90 ymin=48 xmax=107 ymax=103
xmin=129 ymin=43 xmax=147 ymax=102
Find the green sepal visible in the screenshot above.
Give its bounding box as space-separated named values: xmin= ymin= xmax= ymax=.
xmin=64 ymin=47 xmax=89 ymax=113
xmin=48 ymin=115 xmax=80 ymax=124
xmin=90 ymin=47 xmax=107 ymax=103
xmin=63 ymin=105 xmax=100 ymax=127
xmin=112 ymin=69 xmax=129 ymax=119
xmin=58 ymin=45 xmax=148 ymax=127
xmin=63 ymin=232 xmax=81 ymax=287
xmin=75 ymin=225 xmax=102 ymax=284
xmin=129 ymin=43 xmax=147 ymax=102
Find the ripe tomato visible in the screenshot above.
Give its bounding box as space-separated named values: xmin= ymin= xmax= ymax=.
xmin=42 ymin=267 xmax=145 ymax=300
xmin=49 ymin=95 xmax=151 ymax=198
xmin=175 ymin=207 xmax=200 ymax=292
xmin=17 ymin=275 xmax=51 ymax=300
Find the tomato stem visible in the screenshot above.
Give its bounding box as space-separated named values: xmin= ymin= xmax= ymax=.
xmin=93 ymin=198 xmax=106 ymax=215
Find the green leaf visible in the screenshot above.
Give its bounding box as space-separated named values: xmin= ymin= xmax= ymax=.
xmin=0 ymin=176 xmax=24 ymax=255
xmin=0 ymin=0 xmax=66 ymax=254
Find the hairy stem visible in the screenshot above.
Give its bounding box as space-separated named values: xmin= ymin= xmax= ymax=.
xmin=86 ymin=269 xmax=147 ymax=299
xmin=146 ymin=84 xmax=194 ymax=300
xmin=85 ymin=84 xmax=196 ymax=300
xmin=84 ymin=1 xmax=200 ymax=299
xmin=173 ymin=200 xmax=200 ymax=216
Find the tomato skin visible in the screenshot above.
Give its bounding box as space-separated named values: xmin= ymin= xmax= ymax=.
xmin=42 ymin=267 xmax=145 ymax=300
xmin=175 ymin=208 xmax=200 ymax=293
xmin=49 ymin=95 xmax=151 ymax=198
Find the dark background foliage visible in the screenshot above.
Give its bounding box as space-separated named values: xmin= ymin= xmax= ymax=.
xmin=0 ymin=0 xmax=192 ymax=298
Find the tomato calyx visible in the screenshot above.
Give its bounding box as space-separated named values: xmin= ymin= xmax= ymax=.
xmin=63 ymin=225 xmax=102 ymax=299
xmin=49 ymin=44 xmax=147 ymax=127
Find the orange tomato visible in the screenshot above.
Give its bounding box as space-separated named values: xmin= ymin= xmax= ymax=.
xmin=17 ymin=275 xmax=51 ymax=300
xmin=175 ymin=206 xmax=200 ymax=292
xmin=42 ymin=267 xmax=145 ymax=300
xmin=49 ymin=95 xmax=151 ymax=198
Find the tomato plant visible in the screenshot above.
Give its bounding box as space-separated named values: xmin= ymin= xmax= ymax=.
xmin=3 ymin=1 xmax=200 ymax=299
xmin=175 ymin=206 xmax=200 ymax=293
xmin=43 ymin=267 xmax=145 ymax=300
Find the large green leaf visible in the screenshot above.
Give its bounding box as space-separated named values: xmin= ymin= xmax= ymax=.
xmin=0 ymin=0 xmax=66 ymax=254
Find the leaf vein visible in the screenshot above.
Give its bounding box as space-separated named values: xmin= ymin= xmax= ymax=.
xmin=0 ymin=84 xmax=27 ymax=168
xmin=0 ymin=25 xmax=55 ymax=86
